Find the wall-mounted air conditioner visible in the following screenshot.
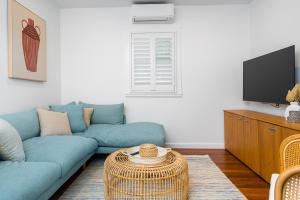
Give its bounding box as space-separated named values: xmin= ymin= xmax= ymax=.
xmin=131 ymin=4 xmax=174 ymax=24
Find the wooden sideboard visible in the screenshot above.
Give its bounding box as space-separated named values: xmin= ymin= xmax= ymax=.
xmin=224 ymin=110 xmax=300 ymax=182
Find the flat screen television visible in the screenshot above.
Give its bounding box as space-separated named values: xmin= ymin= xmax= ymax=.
xmin=243 ymin=46 xmax=295 ymax=104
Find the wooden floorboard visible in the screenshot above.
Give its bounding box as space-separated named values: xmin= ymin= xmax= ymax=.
xmin=51 ymin=149 xmax=269 ymax=200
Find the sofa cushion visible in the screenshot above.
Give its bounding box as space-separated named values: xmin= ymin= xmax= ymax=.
xmin=37 ymin=109 xmax=72 ymax=136
xmin=79 ymin=102 xmax=124 ymax=125
xmin=23 ymin=136 xmax=97 ymax=176
xmin=0 ymin=119 xmax=25 ymax=161
xmin=50 ymin=104 xmax=86 ymax=133
xmin=0 ymin=161 xmax=61 ymax=200
xmin=83 ymin=108 xmax=94 ymax=127
xmin=0 ymin=110 xmax=40 ymax=141
xmin=77 ymin=122 xmax=165 ymax=148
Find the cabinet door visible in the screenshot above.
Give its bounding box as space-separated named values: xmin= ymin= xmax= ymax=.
xmin=224 ymin=112 xmax=234 ymax=153
xmin=243 ymin=118 xmax=260 ymax=174
xmin=259 ymin=122 xmax=282 ymax=182
xmin=224 ymin=113 xmax=245 ymax=160
xmin=235 ymin=116 xmax=245 ymax=160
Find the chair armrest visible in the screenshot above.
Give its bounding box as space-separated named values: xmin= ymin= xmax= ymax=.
xmin=269 ymin=174 xmax=279 ymax=200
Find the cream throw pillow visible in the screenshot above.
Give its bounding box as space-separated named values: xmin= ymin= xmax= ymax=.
xmin=37 ymin=109 xmax=72 ymax=136
xmin=83 ymin=108 xmax=93 ymax=127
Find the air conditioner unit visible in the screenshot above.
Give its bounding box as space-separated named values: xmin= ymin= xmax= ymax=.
xmin=131 ymin=4 xmax=174 ymax=24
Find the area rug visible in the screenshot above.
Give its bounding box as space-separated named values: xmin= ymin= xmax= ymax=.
xmin=59 ymin=155 xmax=246 ymax=200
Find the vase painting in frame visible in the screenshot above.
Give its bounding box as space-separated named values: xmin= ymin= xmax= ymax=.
xmin=8 ymin=0 xmax=47 ymax=81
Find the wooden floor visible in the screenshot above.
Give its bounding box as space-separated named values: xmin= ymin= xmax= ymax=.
xmin=51 ymin=149 xmax=269 ymax=200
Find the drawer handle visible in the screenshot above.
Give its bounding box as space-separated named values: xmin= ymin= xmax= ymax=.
xmin=269 ymin=127 xmax=277 ymax=132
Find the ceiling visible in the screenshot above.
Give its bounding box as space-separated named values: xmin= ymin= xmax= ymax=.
xmin=56 ymin=0 xmax=253 ymax=8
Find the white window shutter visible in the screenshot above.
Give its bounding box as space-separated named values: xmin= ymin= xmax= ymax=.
xmin=154 ymin=33 xmax=175 ymax=92
xmin=131 ymin=32 xmax=176 ymax=94
xmin=131 ymin=34 xmax=153 ymax=91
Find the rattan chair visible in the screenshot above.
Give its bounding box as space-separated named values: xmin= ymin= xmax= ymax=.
xmin=274 ymin=166 xmax=300 ymax=200
xmin=279 ymin=134 xmax=300 ymax=172
xmin=269 ymin=134 xmax=300 ymax=200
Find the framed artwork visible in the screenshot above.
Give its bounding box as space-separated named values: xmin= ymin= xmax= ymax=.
xmin=8 ymin=0 xmax=47 ymax=82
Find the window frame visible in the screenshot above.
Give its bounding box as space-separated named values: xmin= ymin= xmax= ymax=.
xmin=127 ymin=31 xmax=182 ymax=97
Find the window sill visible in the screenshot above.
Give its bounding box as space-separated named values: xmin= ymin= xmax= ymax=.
xmin=126 ymin=92 xmax=183 ymax=98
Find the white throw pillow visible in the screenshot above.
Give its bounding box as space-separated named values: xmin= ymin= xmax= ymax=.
xmin=37 ymin=109 xmax=72 ymax=136
xmin=0 ymin=119 xmax=25 ymax=161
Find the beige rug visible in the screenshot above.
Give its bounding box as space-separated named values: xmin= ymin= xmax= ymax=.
xmin=59 ymin=155 xmax=246 ymax=200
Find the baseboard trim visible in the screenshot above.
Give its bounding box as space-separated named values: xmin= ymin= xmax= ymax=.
xmin=165 ymin=143 xmax=224 ymax=149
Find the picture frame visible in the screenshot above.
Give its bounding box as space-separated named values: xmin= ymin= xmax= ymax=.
xmin=8 ymin=0 xmax=47 ymax=82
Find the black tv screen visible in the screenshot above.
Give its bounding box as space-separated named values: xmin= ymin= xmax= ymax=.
xmin=243 ymin=46 xmax=295 ymax=104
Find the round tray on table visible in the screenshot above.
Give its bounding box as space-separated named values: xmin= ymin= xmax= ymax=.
xmin=122 ymin=146 xmax=171 ymax=165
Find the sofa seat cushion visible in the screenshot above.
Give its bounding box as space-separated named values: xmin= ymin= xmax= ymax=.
xmin=23 ymin=136 xmax=97 ymax=176
xmin=76 ymin=122 xmax=165 ymax=148
xmin=0 ymin=161 xmax=61 ymax=200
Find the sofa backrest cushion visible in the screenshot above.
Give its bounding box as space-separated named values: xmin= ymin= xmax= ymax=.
xmin=49 ymin=104 xmax=86 ymax=133
xmin=0 ymin=110 xmax=40 ymax=141
xmin=79 ymin=102 xmax=124 ymax=125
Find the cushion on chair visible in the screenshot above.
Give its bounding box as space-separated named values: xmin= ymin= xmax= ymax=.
xmin=0 ymin=119 xmax=25 ymax=161
xmin=23 ymin=136 xmax=97 ymax=176
xmin=79 ymin=102 xmax=124 ymax=125
xmin=0 ymin=110 xmax=40 ymax=141
xmin=50 ymin=104 xmax=86 ymax=133
xmin=76 ymin=122 xmax=165 ymax=148
xmin=0 ymin=161 xmax=61 ymax=200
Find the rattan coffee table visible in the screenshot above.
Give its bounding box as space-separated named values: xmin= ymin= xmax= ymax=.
xmin=104 ymin=149 xmax=189 ymax=200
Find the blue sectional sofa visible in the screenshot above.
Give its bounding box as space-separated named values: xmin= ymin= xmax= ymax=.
xmin=0 ymin=109 xmax=165 ymax=200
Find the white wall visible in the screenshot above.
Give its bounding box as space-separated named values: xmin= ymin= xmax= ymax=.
xmin=2 ymin=0 xmax=298 ymax=147
xmin=246 ymin=0 xmax=300 ymax=116
xmin=0 ymin=0 xmax=61 ymax=114
xmin=60 ymin=5 xmax=250 ymax=148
